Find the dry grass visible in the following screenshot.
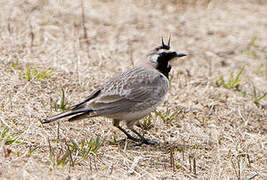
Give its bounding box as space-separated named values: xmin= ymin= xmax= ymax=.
xmin=0 ymin=0 xmax=266 ymax=179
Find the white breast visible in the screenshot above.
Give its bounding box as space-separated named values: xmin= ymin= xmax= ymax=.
xmin=106 ymin=107 xmax=153 ymax=120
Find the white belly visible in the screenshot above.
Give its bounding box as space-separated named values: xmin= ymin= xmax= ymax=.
xmin=107 ymin=107 xmax=154 ymax=121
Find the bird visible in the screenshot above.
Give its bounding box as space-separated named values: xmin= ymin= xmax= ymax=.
xmin=43 ymin=37 xmax=186 ymax=146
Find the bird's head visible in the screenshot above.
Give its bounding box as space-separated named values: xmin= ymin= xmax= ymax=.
xmin=146 ymin=37 xmax=186 ymax=78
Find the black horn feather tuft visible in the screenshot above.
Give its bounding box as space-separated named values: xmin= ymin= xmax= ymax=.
xmin=161 ymin=37 xmax=165 ymax=47
xmin=157 ymin=37 xmax=170 ymax=51
xmin=168 ymin=35 xmax=171 ymax=47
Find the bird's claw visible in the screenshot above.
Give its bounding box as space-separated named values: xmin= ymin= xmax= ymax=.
xmin=133 ymin=139 xmax=158 ymax=146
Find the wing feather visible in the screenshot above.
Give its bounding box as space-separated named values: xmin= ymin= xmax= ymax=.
xmin=44 ymin=67 xmax=169 ymax=123
xmin=87 ymin=67 xmax=169 ymax=115
xmin=70 ymin=89 xmax=101 ymax=110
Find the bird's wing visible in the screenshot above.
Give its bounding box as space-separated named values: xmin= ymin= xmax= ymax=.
xmin=43 ymin=67 xmax=169 ymax=123
xmin=70 ymin=89 xmax=101 ymax=110
xmin=88 ymin=67 xmax=169 ymax=115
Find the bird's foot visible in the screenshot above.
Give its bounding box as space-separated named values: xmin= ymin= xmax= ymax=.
xmin=117 ymin=136 xmax=139 ymax=144
xmin=125 ymin=135 xmax=140 ymax=142
xmin=118 ymin=137 xmax=157 ymax=146
xmin=133 ymin=138 xmax=158 ymax=146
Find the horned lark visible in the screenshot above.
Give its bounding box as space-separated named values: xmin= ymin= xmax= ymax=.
xmin=43 ymin=38 xmax=186 ymax=145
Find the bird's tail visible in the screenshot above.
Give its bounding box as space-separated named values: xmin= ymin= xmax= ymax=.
xmin=42 ymin=108 xmax=93 ymax=124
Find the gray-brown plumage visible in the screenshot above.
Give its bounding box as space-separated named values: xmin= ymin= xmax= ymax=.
xmin=43 ymin=38 xmax=186 ymax=145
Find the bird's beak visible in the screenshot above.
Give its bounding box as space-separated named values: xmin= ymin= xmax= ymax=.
xmin=176 ymin=52 xmax=187 ymax=57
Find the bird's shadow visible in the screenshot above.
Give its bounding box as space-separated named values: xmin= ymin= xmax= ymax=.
xmin=108 ymin=138 xmax=211 ymax=152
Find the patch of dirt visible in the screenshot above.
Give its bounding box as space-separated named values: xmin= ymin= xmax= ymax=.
xmin=0 ymin=0 xmax=266 ymax=179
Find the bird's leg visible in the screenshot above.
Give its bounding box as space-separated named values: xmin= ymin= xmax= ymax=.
xmin=117 ymin=126 xmax=140 ymax=142
xmin=129 ymin=128 xmax=157 ymax=145
xmin=113 ymin=119 xmax=139 ymax=142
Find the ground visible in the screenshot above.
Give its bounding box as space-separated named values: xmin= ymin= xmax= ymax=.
xmin=0 ymin=0 xmax=266 ymax=179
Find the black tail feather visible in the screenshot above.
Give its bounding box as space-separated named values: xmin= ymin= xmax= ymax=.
xmin=68 ymin=113 xmax=89 ymax=122
xmin=43 ymin=108 xmax=93 ymax=124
